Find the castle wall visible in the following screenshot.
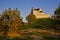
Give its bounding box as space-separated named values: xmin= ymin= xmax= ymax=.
xmin=34 ymin=13 xmax=50 ymax=18
xmin=31 ymin=8 xmax=50 ymax=18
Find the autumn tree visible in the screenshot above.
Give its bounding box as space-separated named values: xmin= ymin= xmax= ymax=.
xmin=0 ymin=8 xmax=23 ymax=37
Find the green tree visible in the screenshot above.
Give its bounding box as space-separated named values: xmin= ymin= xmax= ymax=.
xmin=54 ymin=4 xmax=60 ymax=15
xmin=54 ymin=3 xmax=60 ymax=24
xmin=54 ymin=3 xmax=60 ymax=18
xmin=54 ymin=3 xmax=60 ymax=30
xmin=26 ymin=13 xmax=36 ymax=23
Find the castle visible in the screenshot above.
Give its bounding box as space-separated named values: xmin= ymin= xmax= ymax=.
xmin=28 ymin=8 xmax=50 ymax=19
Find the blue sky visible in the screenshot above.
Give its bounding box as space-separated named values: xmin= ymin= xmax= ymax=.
xmin=0 ymin=0 xmax=60 ymax=21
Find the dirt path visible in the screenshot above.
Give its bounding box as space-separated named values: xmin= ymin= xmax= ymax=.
xmin=19 ymin=28 xmax=60 ymax=35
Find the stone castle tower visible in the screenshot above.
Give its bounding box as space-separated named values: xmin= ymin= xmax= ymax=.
xmin=30 ymin=8 xmax=50 ymax=18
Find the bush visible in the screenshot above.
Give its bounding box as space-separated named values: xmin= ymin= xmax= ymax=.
xmin=27 ymin=18 xmax=54 ymax=29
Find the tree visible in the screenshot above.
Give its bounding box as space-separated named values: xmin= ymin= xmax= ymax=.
xmin=0 ymin=8 xmax=23 ymax=37
xmin=54 ymin=6 xmax=60 ymax=15
xmin=26 ymin=13 xmax=36 ymax=23
xmin=54 ymin=3 xmax=60 ymax=29
xmin=54 ymin=3 xmax=60 ymax=18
